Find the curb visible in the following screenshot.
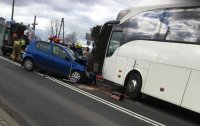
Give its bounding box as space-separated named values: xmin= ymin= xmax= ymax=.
xmin=0 ymin=108 xmax=20 ymax=126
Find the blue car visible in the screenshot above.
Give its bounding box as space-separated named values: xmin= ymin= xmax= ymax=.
xmin=22 ymin=41 xmax=86 ymax=81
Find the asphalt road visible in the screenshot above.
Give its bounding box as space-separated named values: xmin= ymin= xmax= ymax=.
xmin=0 ymin=54 xmax=199 ymax=126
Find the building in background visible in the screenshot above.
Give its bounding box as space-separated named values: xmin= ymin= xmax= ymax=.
xmin=0 ymin=17 xmax=5 ymax=48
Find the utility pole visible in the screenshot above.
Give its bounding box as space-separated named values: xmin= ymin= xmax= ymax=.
xmin=62 ymin=18 xmax=64 ymax=43
xmin=58 ymin=18 xmax=63 ymax=38
xmin=11 ymin=0 xmax=15 ymax=21
xmin=32 ymin=15 xmax=38 ymax=31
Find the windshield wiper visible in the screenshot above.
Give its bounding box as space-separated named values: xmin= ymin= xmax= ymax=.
xmin=164 ymin=26 xmax=170 ymax=40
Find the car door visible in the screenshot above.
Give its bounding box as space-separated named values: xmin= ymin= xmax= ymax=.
xmin=48 ymin=45 xmax=71 ymax=75
xmin=34 ymin=41 xmax=51 ymax=70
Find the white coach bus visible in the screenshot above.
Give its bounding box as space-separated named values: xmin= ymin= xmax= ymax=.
xmin=102 ymin=1 xmax=200 ymax=113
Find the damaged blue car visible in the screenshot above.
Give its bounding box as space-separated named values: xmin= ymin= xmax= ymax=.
xmin=22 ymin=41 xmax=87 ymax=82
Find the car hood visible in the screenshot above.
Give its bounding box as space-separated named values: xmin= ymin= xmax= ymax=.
xmin=74 ymin=57 xmax=87 ymax=67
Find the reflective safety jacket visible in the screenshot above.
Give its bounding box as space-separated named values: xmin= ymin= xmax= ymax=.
xmin=20 ymin=39 xmax=26 ymax=46
xmin=14 ymin=39 xmax=26 ymax=46
xmin=14 ymin=40 xmax=21 ymax=45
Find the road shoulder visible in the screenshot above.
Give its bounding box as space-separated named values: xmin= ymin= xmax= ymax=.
xmin=0 ymin=107 xmax=20 ymax=126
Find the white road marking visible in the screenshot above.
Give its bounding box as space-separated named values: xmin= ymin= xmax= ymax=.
xmin=0 ymin=56 xmax=21 ymax=66
xmin=0 ymin=56 xmax=166 ymax=126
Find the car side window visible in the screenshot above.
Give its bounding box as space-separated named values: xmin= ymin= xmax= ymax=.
xmin=52 ymin=45 xmax=68 ymax=59
xmin=36 ymin=41 xmax=50 ymax=52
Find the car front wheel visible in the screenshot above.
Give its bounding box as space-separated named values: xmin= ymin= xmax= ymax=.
xmin=23 ymin=58 xmax=35 ymax=71
xmin=70 ymin=71 xmax=82 ymax=82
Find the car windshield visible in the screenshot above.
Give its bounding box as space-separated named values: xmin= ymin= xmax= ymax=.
xmin=64 ymin=47 xmax=81 ymax=60
xmin=66 ymin=48 xmax=75 ymax=59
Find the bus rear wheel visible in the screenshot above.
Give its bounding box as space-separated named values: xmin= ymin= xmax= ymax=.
xmin=126 ymin=73 xmax=142 ymax=100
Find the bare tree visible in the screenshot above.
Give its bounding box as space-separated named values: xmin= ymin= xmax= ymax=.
xmin=35 ymin=35 xmax=42 ymax=41
xmin=65 ymin=32 xmax=78 ymax=44
xmin=46 ymin=18 xmax=62 ymax=37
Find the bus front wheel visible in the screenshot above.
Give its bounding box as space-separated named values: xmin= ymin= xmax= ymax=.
xmin=126 ymin=73 xmax=142 ymax=100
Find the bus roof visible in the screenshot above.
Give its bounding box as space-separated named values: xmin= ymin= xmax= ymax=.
xmin=120 ymin=0 xmax=200 ymax=23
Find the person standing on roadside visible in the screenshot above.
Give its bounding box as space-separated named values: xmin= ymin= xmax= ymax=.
xmin=20 ymin=30 xmax=29 ymax=51
xmin=23 ymin=30 xmax=30 ymax=45
xmin=75 ymin=42 xmax=83 ymax=56
xmin=70 ymin=43 xmax=76 ymax=52
xmin=11 ymin=33 xmax=21 ymax=61
xmin=82 ymin=47 xmax=90 ymax=59
xmin=10 ymin=30 xmax=29 ymax=62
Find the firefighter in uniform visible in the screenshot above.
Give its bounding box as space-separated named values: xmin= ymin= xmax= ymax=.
xmin=11 ymin=33 xmax=28 ymax=62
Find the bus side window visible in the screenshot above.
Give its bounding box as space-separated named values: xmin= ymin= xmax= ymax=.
xmin=106 ymin=32 xmax=121 ymax=57
xmin=164 ymin=8 xmax=200 ymax=43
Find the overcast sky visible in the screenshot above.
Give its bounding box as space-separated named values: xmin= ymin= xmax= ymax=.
xmin=0 ymin=0 xmax=128 ymax=42
xmin=0 ymin=0 xmax=187 ymax=43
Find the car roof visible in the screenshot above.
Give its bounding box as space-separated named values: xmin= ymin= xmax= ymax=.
xmin=34 ymin=40 xmax=69 ymax=50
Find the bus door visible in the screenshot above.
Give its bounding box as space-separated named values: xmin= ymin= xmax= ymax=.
xmin=102 ymin=29 xmax=122 ymax=82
